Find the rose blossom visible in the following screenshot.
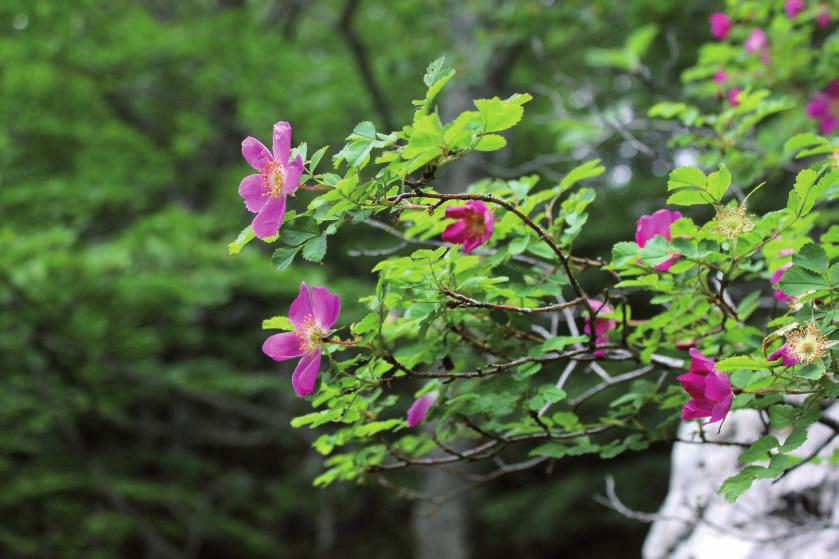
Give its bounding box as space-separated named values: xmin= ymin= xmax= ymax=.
xmin=441 ymin=200 xmax=494 ymax=253
xmin=710 ymin=12 xmax=732 ymax=39
xmin=407 ymin=391 xmax=439 ymax=427
xmin=635 ymin=209 xmax=682 ymax=271
xmin=677 ymin=349 xmax=733 ymax=425
xmin=806 ymin=80 xmax=839 ymax=134
xmin=583 ymin=298 xmax=615 ymax=358
xmin=262 ymin=282 xmax=341 ymax=397
xmin=239 ymin=121 xmax=305 ymax=239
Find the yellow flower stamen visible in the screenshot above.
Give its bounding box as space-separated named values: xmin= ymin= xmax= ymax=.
xmin=785 ymin=323 xmax=828 ymax=365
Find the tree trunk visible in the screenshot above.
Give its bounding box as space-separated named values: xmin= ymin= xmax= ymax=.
xmin=643 ymin=404 xmax=839 ymax=559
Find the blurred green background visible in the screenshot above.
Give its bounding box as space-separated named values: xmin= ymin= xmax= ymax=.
xmin=0 ymin=0 xmax=716 ymax=557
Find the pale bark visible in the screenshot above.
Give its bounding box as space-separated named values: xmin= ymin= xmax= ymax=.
xmin=644 ymin=405 xmax=839 ymax=559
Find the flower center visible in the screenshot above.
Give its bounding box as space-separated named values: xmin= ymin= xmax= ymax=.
xmin=262 ymin=161 xmax=286 ymax=199
xmin=786 ymin=324 xmax=827 ymax=364
xmin=466 ymin=212 xmax=486 ymax=238
xmin=298 ymin=315 xmax=324 ymax=353
xmin=713 ymin=205 xmax=754 ymax=240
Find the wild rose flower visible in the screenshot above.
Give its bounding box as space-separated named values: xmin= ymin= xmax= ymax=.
xmin=677 ymin=349 xmax=733 ymax=425
xmin=441 ymin=200 xmax=494 ymax=253
xmin=771 ymin=262 xmax=796 ymax=303
xmin=710 ymin=12 xmax=732 ymax=39
xmin=714 ymin=70 xmax=728 ymax=84
xmin=239 ymin=121 xmax=305 ymax=239
xmin=635 ymin=209 xmax=682 ymax=271
xmin=768 ymin=344 xmax=798 ymax=367
xmin=806 ymin=80 xmax=839 ymax=134
xmin=727 ymin=88 xmax=742 ymax=107
xmin=816 ymin=4 xmax=831 ymax=27
xmin=583 ymin=298 xmax=615 ymax=358
xmin=407 ymin=391 xmax=439 ymax=427
xmin=262 ymin=281 xmax=341 ymax=397
xmin=785 ymin=323 xmax=829 ymax=364
xmin=744 ymin=28 xmax=768 ymax=52
xmin=785 ymin=0 xmax=805 ymax=18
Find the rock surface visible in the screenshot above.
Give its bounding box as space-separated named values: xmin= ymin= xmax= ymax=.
xmin=643 ymin=406 xmax=839 ymax=559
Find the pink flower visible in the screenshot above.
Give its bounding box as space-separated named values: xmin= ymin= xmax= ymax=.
xmin=239 ymin=121 xmax=305 ymax=239
xmin=806 ymin=80 xmax=839 ymax=134
xmin=677 ymin=349 xmax=733 ymax=425
xmin=710 ymin=12 xmax=732 ymax=39
xmin=714 ymin=70 xmax=728 ymax=84
xmin=262 ymin=281 xmax=341 ymax=397
xmin=744 ymin=28 xmax=768 ymax=53
xmin=583 ymin=298 xmax=615 ymax=358
xmin=816 ymin=4 xmax=831 ymax=27
xmin=769 ymin=344 xmax=799 ymax=367
xmin=779 ymin=248 xmax=796 ymax=257
xmin=635 ymin=209 xmax=682 ymax=271
xmin=785 ymin=0 xmax=805 ymax=18
xmin=770 ymin=260 xmax=796 ymax=303
xmin=407 ymin=391 xmax=439 ymax=427
xmin=441 ymin=200 xmax=494 ymax=253
xmin=728 ymin=88 xmax=743 ymax=107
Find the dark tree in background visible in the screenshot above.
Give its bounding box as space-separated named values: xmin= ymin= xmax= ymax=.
xmin=0 ymin=1 xmax=734 ymax=557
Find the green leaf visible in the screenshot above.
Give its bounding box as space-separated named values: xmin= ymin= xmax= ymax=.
xmin=739 ymin=435 xmax=779 ymax=464
xmin=272 ymin=246 xmax=300 ymax=270
xmin=302 ymin=233 xmax=328 ymax=262
xmin=666 ymin=190 xmax=712 ymax=206
xmin=333 ymin=121 xmax=377 ymax=169
xmin=716 ymin=355 xmax=770 ymax=372
xmin=280 ymin=218 xmax=321 ymax=247
xmin=793 ymin=243 xmax=828 ymax=274
xmin=611 ymin=241 xmax=639 ymax=267
xmin=706 ymin=164 xmax=731 ymax=201
xmin=768 ymin=404 xmax=797 ymax=429
xmin=667 ymin=167 xmax=706 ymax=190
xmin=474 ymin=93 xmax=533 ymax=133
xmin=720 ymin=467 xmax=762 ymax=501
xmin=227 ymin=225 xmax=255 ymax=255
xmin=558 ymin=159 xmax=605 ymax=194
xmin=474 ymin=134 xmax=507 ymax=151
xmin=263 ymin=316 xmax=293 ymax=330
xmin=778 ymin=266 xmax=829 ymax=296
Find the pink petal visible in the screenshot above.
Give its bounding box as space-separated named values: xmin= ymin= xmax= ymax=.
xmin=769 ymin=344 xmax=798 ymax=367
xmin=714 ymin=70 xmax=727 ymax=84
xmin=262 ymin=332 xmax=305 ymax=361
xmin=820 ymin=116 xmax=839 ymax=134
xmin=816 ymin=7 xmax=831 ymax=27
xmin=283 ymin=155 xmax=304 ymax=196
xmin=682 ymin=399 xmax=714 ymax=420
xmin=774 ymin=288 xmax=795 ymax=303
xmin=272 ymin=121 xmax=292 ymax=164
xmin=827 ymin=80 xmax=839 ymax=98
xmin=289 ymin=282 xmax=314 ymax=330
xmin=770 ymin=262 xmax=792 ymax=285
xmin=445 ymin=205 xmax=472 ymax=219
xmin=407 ymin=391 xmax=439 ymax=427
xmin=677 ymin=371 xmax=707 ymax=400
xmin=311 ymin=286 xmax=341 ymax=331
xmin=441 ymin=221 xmax=469 ymax=244
xmin=704 ymin=371 xmax=732 ymax=401
xmin=785 ymin=0 xmax=804 ymax=18
xmin=239 ymin=174 xmax=268 ymax=213
xmin=291 ymin=351 xmax=322 ymax=397
xmin=634 ymin=209 xmax=681 ymax=247
xmin=709 ymin=12 xmax=731 ymax=39
xmin=462 ymin=237 xmax=482 ymax=254
xmin=807 ymin=96 xmax=829 ymax=118
xmin=654 ymin=254 xmax=681 ymax=272
xmin=688 ymin=348 xmax=716 ymax=375
xmin=744 ymin=28 xmax=767 ymax=53
xmin=778 ymin=248 xmax=796 ymax=257
xmin=242 ymin=136 xmax=273 ymax=170
xmin=708 ymin=394 xmax=733 ymax=424
xmin=251 ymin=194 xmax=287 ymax=239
